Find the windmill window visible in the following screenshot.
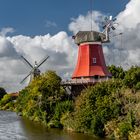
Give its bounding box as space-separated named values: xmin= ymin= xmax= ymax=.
xmin=93 ymin=58 xmax=96 ymax=64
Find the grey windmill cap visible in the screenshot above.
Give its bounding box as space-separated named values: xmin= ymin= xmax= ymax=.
xmin=74 ymin=31 xmax=106 ymax=44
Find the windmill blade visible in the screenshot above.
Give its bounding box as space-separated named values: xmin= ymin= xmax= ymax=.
xmin=113 ymin=18 xmax=117 ymax=21
xmin=102 ymin=24 xmax=107 ymax=29
xmin=111 ymin=26 xmax=116 ymax=30
xmin=104 ymin=17 xmax=108 ymax=21
xmin=21 ymin=55 xmax=33 ymax=68
xmin=37 ymin=56 xmax=49 ymax=68
xmin=102 ymin=15 xmax=117 ymax=31
xmin=109 ymin=15 xmax=112 ymax=20
xmin=20 ymin=72 xmax=32 ymax=84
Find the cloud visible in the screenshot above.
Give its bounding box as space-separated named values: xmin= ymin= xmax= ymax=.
xmin=0 ymin=36 xmax=18 ymax=58
xmin=69 ymin=11 xmax=104 ymax=34
xmin=117 ymin=0 xmax=140 ymax=29
xmin=107 ymin=0 xmax=140 ymax=68
xmin=0 ymin=27 xmax=15 ymax=37
xmin=45 ymin=20 xmax=57 ymax=28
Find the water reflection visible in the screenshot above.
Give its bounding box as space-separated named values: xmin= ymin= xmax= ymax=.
xmin=0 ymin=111 xmax=105 ymax=140
xmin=20 ymin=117 xmax=100 ymax=140
xmin=0 ymin=111 xmax=27 ymax=140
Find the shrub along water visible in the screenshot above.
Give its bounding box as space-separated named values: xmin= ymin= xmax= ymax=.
xmin=15 ymin=71 xmax=73 ymax=127
xmin=61 ymin=80 xmax=123 ymax=136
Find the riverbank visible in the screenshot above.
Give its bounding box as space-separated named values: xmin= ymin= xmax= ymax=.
xmin=0 ymin=66 xmax=140 ymax=139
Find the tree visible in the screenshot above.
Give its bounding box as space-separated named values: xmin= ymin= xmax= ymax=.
xmin=62 ymin=79 xmax=123 ymax=137
xmin=108 ymin=65 xmax=125 ymax=79
xmin=16 ymin=70 xmax=68 ymax=125
xmin=38 ymin=70 xmax=62 ymax=97
xmin=124 ymin=66 xmax=140 ymax=89
xmin=0 ymin=87 xmax=7 ymax=100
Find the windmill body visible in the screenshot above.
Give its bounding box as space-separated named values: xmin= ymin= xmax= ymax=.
xmin=32 ymin=61 xmax=41 ymax=77
xmin=72 ymin=16 xmax=116 ymax=80
xmin=72 ymin=31 xmax=111 ymax=80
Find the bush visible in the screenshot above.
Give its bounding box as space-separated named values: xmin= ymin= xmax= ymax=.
xmin=108 ymin=65 xmax=125 ymax=79
xmin=0 ymin=94 xmax=15 ymax=110
xmin=118 ymin=121 xmax=132 ymax=139
xmin=53 ymin=100 xmax=73 ymax=121
xmin=62 ymin=79 xmax=123 ymax=137
xmin=124 ymin=66 xmax=140 ymax=89
xmin=91 ymin=116 xmax=105 ymax=137
xmin=15 ymin=71 xmax=73 ymax=127
xmin=135 ymin=82 xmax=140 ymax=91
xmin=129 ymin=127 xmax=140 ymax=140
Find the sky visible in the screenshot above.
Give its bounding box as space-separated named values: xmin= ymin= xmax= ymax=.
xmin=0 ymin=0 xmax=129 ymax=36
xmin=1 ymin=0 xmax=140 ymax=93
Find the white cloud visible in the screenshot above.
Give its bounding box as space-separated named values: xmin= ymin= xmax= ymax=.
xmin=0 ymin=36 xmax=18 ymax=58
xmin=45 ymin=20 xmax=57 ymax=28
xmin=117 ymin=0 xmax=140 ymax=29
xmin=69 ymin=11 xmax=104 ymax=34
xmin=0 ymin=27 xmax=15 ymax=37
xmin=107 ymin=0 xmax=140 ymax=68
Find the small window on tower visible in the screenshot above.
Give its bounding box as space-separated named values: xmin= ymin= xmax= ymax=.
xmin=93 ymin=58 xmax=96 ymax=64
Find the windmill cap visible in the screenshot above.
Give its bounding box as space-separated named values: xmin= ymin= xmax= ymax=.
xmin=74 ymin=31 xmax=106 ymax=45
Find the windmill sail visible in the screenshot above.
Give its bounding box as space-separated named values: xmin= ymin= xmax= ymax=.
xmin=21 ymin=55 xmax=33 ymax=68
xmin=37 ymin=56 xmax=50 ymax=68
xmin=20 ymin=55 xmax=49 ymax=84
xmin=20 ymin=71 xmax=32 ymax=84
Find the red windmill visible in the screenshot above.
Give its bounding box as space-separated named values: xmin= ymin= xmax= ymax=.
xmin=62 ymin=16 xmax=116 ymax=95
xmin=72 ymin=31 xmax=111 ymax=80
xmin=72 ymin=16 xmax=116 ymax=82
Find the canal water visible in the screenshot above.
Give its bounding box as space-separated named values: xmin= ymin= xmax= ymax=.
xmin=0 ymin=111 xmax=105 ymax=140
